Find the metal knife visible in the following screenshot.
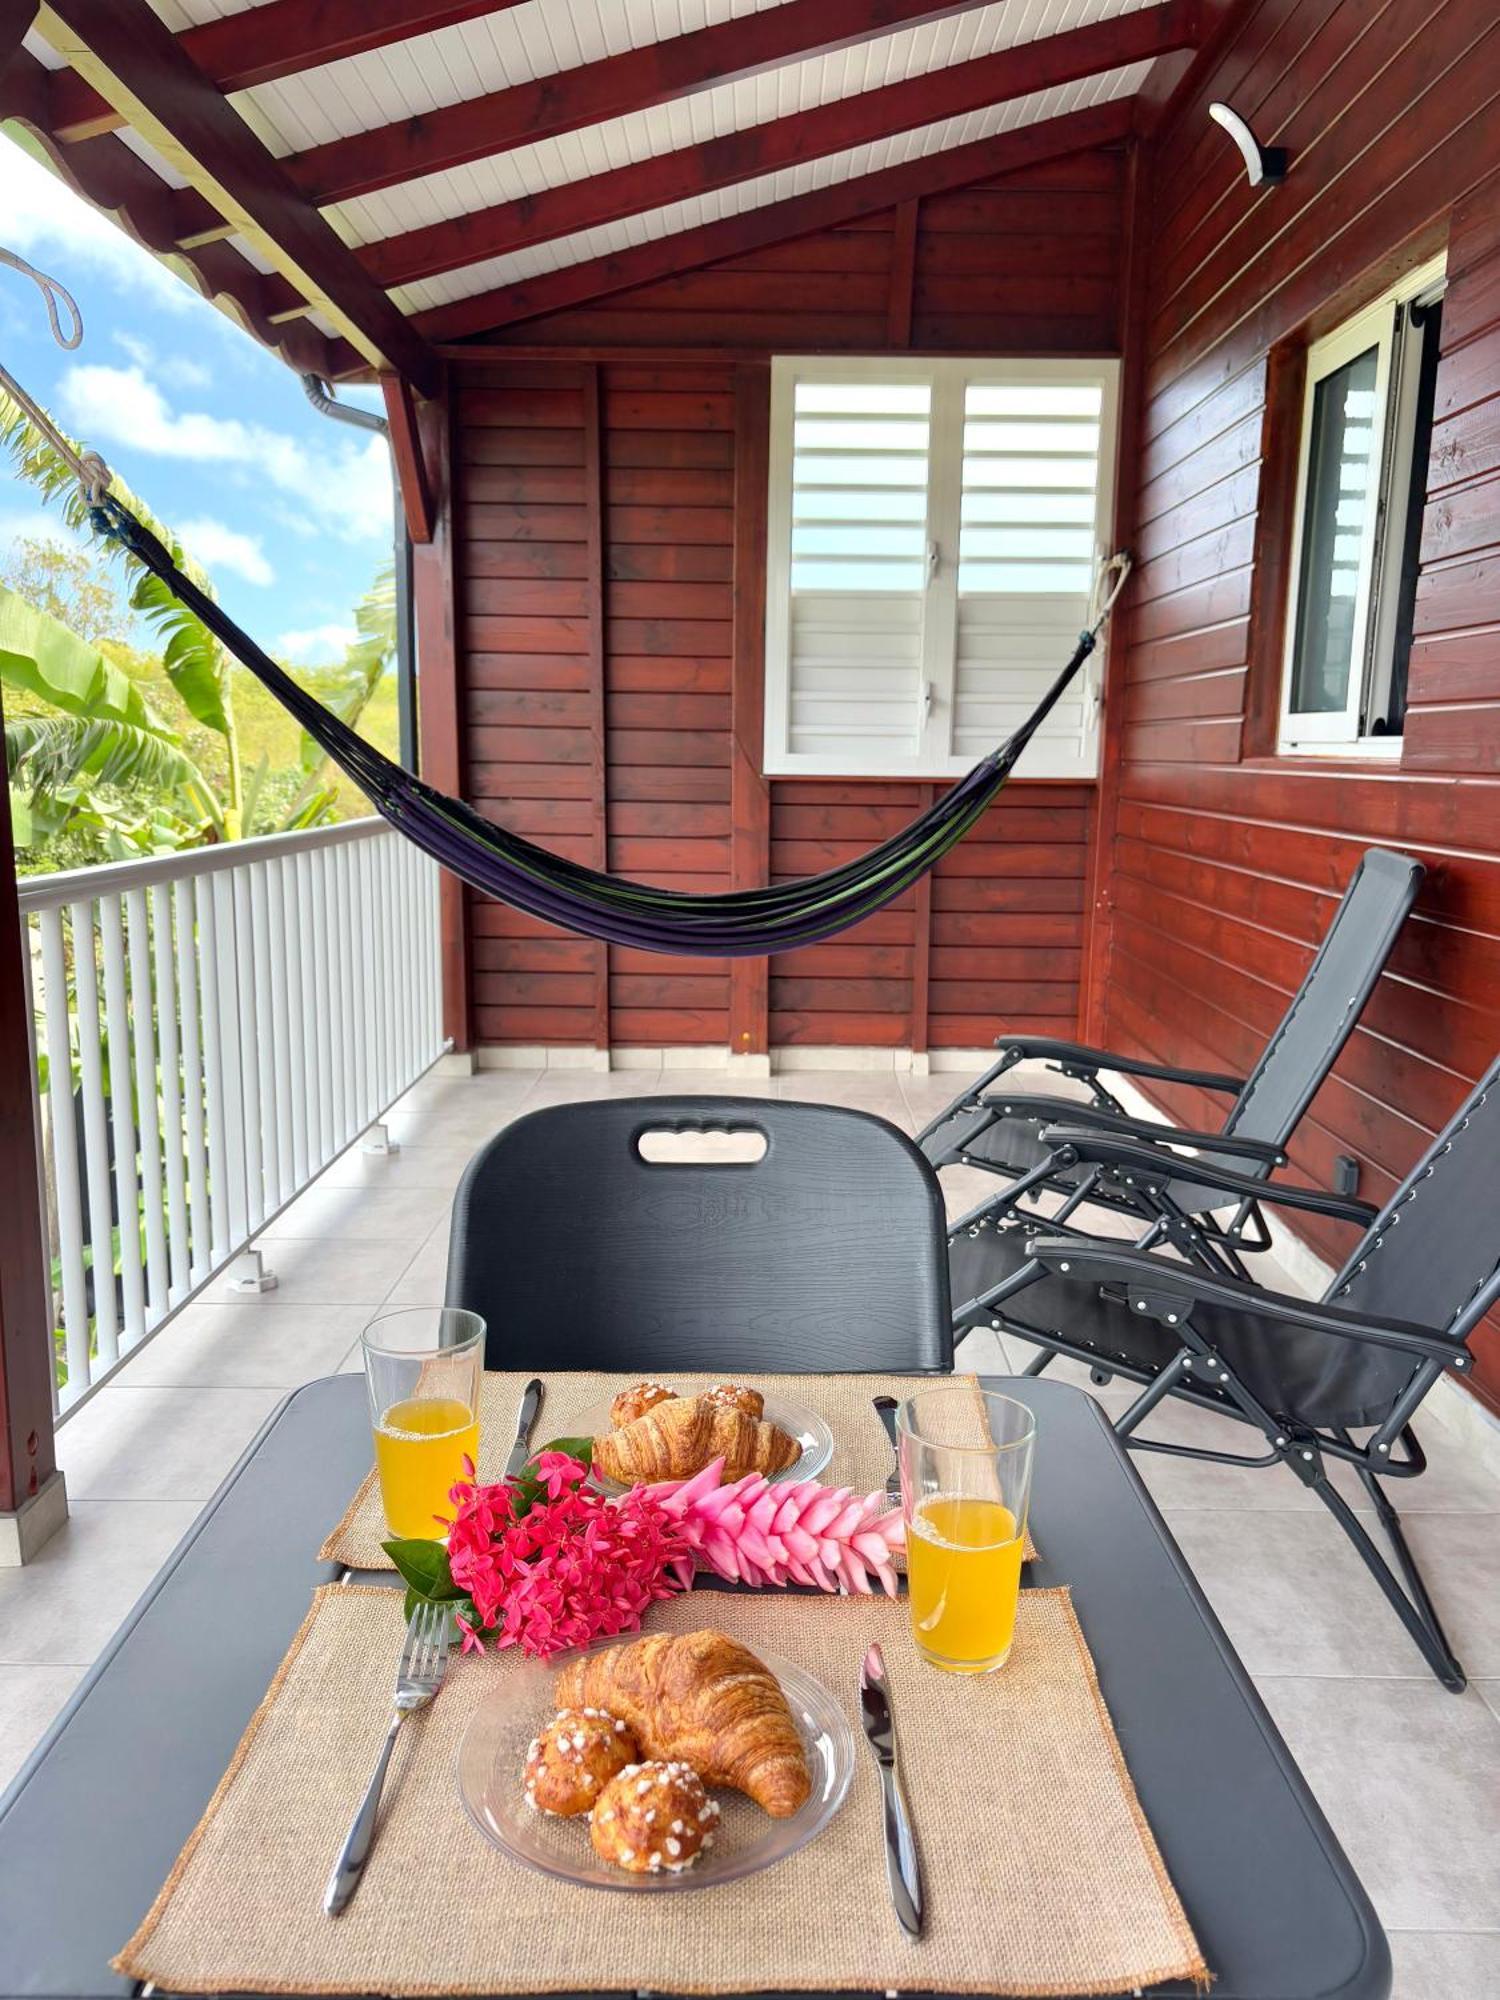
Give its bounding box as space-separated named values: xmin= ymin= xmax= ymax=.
xmin=872 ymin=1395 xmax=902 ymax=1507
xmin=503 ymin=1377 xmax=544 ymax=1478
xmin=859 ymin=1641 xmax=923 ymax=1940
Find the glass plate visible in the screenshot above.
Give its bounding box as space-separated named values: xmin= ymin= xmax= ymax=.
xmin=454 ymin=1640 xmax=854 ymax=1893
xmin=571 ymin=1391 xmax=833 ymax=1493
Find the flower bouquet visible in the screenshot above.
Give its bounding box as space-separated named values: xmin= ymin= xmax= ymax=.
xmin=384 ymin=1439 xmax=904 ymax=1659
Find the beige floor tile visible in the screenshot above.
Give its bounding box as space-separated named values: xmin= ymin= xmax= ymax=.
xmin=654 ymin=1072 xmax=781 ymax=1099
xmin=55 ymin=1384 xmax=284 ymax=1502
xmin=1388 ymin=1930 xmax=1500 ymax=2000
xmin=0 ymin=1663 xmax=86 ymax=1790
xmin=240 ymin=1230 xmax=424 ymax=1305
xmin=258 ymin=1179 xmax=452 ymax=1244
xmin=776 ymin=1073 xmax=913 ymax=1128
xmin=1256 ymin=1676 xmax=1500 ymax=1931
xmin=1164 ymin=1507 xmax=1470 ymax=1679
xmin=113 ymin=1298 xmax=370 ymax=1389
xmin=1401 ymin=1515 xmax=1500 ymax=1676
xmin=312 ymin=1141 xmax=481 ymax=1191
xmin=519 ymin=1070 xmax=668 ymax=1109
xmin=0 ymin=1500 xmax=202 ymax=1665
xmin=1476 ymin=1681 xmax=1500 ymax=1724
xmin=379 ymin=1217 xmax=450 ymax=1307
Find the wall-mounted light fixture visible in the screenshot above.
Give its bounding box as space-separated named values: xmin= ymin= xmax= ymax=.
xmin=1208 ymin=102 xmax=1288 ymax=188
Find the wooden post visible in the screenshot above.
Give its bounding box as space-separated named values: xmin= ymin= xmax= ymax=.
xmin=410 ymin=372 xmax=472 ymax=1053
xmin=582 ymin=363 xmax=611 ymax=1058
xmin=728 ymin=362 xmax=771 ymax=1066
xmin=0 ymin=683 xmax=64 ymax=1559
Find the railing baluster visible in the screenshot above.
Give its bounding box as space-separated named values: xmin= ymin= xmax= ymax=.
xmin=212 ymin=873 xmax=249 ymax=1249
xmin=99 ymin=893 xmax=147 ymax=1349
xmin=126 ymin=887 xmax=169 ymax=1326
xmin=248 ymin=862 xmax=278 ymax=1216
xmin=281 ymin=855 xmax=308 ymax=1188
xmin=196 ymin=875 xmax=231 ymax=1266
xmin=354 ymin=838 xmax=374 ymax=1131
xmin=174 ymin=878 xmax=210 ymax=1285
xmin=295 ymin=849 xmax=322 ymax=1169
xmin=38 ymin=909 xmax=90 ymax=1403
xmin=311 ymin=844 xmax=335 ymax=1156
xmin=329 ymin=843 xmax=352 ymax=1149
xmin=151 ymin=883 xmax=190 ymax=1303
xmin=265 ymin=861 xmax=294 ymax=1205
xmin=231 ymin=867 xmax=264 ymax=1236
xmin=71 ymin=898 xmax=118 ymax=1369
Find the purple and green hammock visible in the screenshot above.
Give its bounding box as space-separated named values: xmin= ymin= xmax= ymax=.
xmin=94 ymin=495 xmax=1126 ymax=960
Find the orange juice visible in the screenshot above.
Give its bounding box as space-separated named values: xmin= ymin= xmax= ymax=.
xmin=373 ymin=1396 xmax=479 ymax=1538
xmin=905 ymin=1493 xmax=1024 ymax=1672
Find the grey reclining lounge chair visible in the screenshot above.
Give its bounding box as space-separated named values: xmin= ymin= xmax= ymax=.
xmin=447 ymin=1096 xmax=952 ymax=1374
xmin=965 ymin=1058 xmax=1500 ymax=1689
xmin=926 ymin=846 xmax=1421 ymax=1281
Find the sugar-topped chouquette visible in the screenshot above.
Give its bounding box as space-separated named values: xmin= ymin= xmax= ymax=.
xmin=589 ymin=1760 xmax=720 ymax=1874
xmin=523 ymin=1708 xmax=639 ymax=1817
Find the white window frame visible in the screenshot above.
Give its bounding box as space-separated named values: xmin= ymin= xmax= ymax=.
xmin=763 ymin=354 xmax=1119 ymax=779
xmin=1279 ymin=254 xmax=1447 ymax=757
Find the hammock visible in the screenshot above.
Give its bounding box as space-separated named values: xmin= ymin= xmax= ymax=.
xmin=88 ymin=496 xmax=1128 ymax=957
xmin=0 ymin=248 xmax=1129 ymax=958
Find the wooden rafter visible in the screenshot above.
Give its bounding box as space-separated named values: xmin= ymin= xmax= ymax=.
xmin=410 ymin=96 xmax=1136 ymax=342
xmin=380 ymin=374 xmax=435 ymax=545
xmin=33 ymin=0 xmax=440 ymax=392
xmin=282 ymin=0 xmax=1010 ymax=208
xmin=360 ymin=4 xmax=1195 ymax=291
xmin=45 ymin=1 xmax=520 ymax=144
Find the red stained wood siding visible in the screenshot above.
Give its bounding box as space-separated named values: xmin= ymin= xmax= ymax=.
xmin=449 ymin=153 xmax=1121 ymax=1049
xmin=1088 ymin=0 xmax=1500 ymax=1409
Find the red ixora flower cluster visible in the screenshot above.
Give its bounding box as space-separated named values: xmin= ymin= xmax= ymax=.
xmin=445 ymin=1452 xmax=692 ymax=1659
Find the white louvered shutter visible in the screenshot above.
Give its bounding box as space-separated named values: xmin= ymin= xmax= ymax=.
xmin=951 ymin=383 xmax=1103 ymax=768
xmin=784 ymin=381 xmax=931 ymax=759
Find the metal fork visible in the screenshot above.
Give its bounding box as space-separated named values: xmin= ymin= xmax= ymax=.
xmin=324 ymin=1600 xmax=450 ymax=1916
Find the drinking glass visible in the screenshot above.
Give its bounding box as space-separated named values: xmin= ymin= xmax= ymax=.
xmin=898 ymin=1388 xmax=1035 ymax=1674
xmin=362 ymin=1307 xmax=485 ymax=1539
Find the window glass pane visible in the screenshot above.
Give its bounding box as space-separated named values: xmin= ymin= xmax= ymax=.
xmin=958 ymin=382 xmax=1102 ymax=595
xmin=789 ymin=381 xmax=931 ymax=593
xmin=1289 ymin=344 xmax=1380 ymax=714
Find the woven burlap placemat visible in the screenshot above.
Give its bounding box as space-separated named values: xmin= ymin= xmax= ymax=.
xmin=116 ymin=1586 xmax=1205 ymax=1997
xmin=322 ymin=1371 xmax=1035 ymax=1569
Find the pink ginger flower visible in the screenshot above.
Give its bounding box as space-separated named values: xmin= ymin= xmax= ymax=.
xmin=649 ymin=1459 xmax=904 ymax=1596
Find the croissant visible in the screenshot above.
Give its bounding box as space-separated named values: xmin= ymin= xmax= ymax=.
xmin=556 ymin=1628 xmax=812 ymax=1817
xmin=592 ymin=1394 xmax=800 ymax=1484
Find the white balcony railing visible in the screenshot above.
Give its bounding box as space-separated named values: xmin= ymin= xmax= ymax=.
xmin=19 ymin=819 xmax=444 ymax=1415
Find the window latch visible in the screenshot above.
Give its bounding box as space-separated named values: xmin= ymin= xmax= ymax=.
xmin=926 ymin=540 xmax=940 ymax=585
xmin=919 ymin=679 xmax=934 ymax=726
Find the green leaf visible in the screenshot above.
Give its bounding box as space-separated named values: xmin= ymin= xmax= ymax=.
xmin=381 ymin=1538 xmax=463 ymax=1602
xmin=0 ymin=584 xmax=170 ymax=732
xmin=130 ymin=568 xmax=230 ymax=736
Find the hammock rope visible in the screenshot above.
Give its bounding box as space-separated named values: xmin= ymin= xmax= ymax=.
xmin=0 ymin=258 xmax=1130 ymax=957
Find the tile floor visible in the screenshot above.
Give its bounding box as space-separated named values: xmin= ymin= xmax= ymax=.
xmin=2 ymin=1062 xmax=1498 ymax=1996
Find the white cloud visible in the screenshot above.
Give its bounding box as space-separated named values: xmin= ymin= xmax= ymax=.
xmin=113 ymin=331 xmax=211 ymax=390
xmin=0 ymin=507 xmax=72 ymax=555
xmin=178 ymin=516 xmax=273 ymax=586
xmin=274 ymin=622 xmax=355 ymax=664
xmin=58 ymin=362 xmax=392 ymax=544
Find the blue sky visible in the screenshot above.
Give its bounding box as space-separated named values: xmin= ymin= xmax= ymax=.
xmin=0 ymin=137 xmax=393 ymax=663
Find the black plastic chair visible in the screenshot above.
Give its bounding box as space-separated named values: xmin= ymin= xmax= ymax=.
xmin=930 ymin=847 xmax=1421 ymax=1289
xmin=446 ymin=1096 xmax=953 ymax=1375
xmin=966 ymin=1057 xmax=1500 ymax=1690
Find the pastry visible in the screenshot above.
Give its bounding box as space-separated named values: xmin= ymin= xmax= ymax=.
xmin=588 ymin=1760 xmax=719 ymax=1874
xmin=556 ymin=1627 xmax=812 ymax=1818
xmin=523 ymin=1707 xmax=639 ymax=1817
xmin=609 ymin=1382 xmax=679 ymax=1428
xmin=701 ymin=1382 xmax=765 ymax=1420
xmin=592 ymin=1395 xmax=800 ymax=1484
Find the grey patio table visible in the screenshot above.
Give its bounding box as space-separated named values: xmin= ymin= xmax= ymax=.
xmin=0 ymin=1373 xmax=1389 ymax=2000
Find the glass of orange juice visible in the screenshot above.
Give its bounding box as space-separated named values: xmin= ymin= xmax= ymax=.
xmin=362 ymin=1307 xmax=485 ymax=1539
xmin=898 ymin=1388 xmax=1035 ymax=1674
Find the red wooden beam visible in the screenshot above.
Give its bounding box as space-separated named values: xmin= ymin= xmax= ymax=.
xmin=286 ymin=0 xmax=1009 ymax=208
xmin=4 ymin=50 xmax=343 ymax=380
xmin=0 ymin=688 xmax=60 ymax=1526
xmin=412 ymin=96 xmax=1136 ymax=340
xmin=886 ymin=199 xmax=920 ymax=348
xmin=380 ymin=373 xmax=435 ymax=544
xmin=1 ymin=0 xmax=36 ymax=83
xmin=36 ymin=0 xmax=440 ymax=392
xmin=46 ymin=1 xmax=521 ymax=143
xmin=361 ymin=4 xmax=1194 ymax=290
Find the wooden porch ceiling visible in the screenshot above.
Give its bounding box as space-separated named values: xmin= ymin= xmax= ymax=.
xmin=1 ymin=0 xmax=1242 ymax=386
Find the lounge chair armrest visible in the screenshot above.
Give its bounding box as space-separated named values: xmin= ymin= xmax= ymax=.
xmin=1023 ymin=1236 xmax=1460 ymax=1364
xmin=1038 ymin=1130 xmax=1379 ymax=1223
xmin=983 ymin=1101 xmax=1285 ymax=1164
xmin=987 ymin=1035 xmax=1244 ymax=1096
